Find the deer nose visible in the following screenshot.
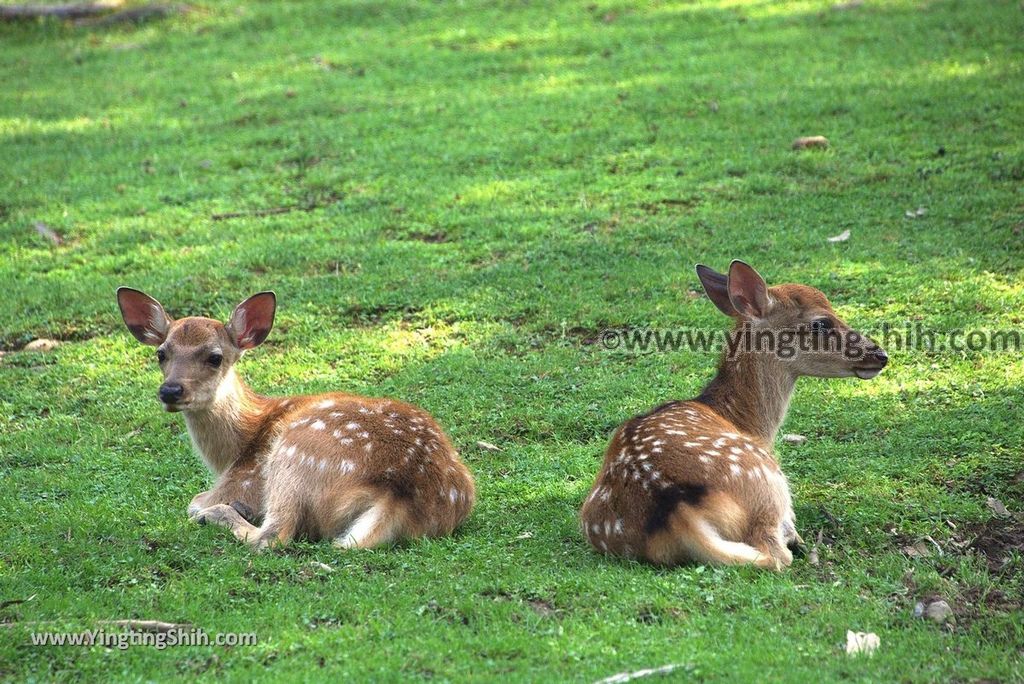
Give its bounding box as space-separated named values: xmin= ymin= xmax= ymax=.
xmin=159 ymin=383 xmax=184 ymax=404
xmin=870 ymin=349 xmax=889 ymax=366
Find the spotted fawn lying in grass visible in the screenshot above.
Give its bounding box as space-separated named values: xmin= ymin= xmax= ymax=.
xmin=580 ymin=261 xmax=888 ymax=570
xmin=117 ymin=288 xmax=475 ymax=550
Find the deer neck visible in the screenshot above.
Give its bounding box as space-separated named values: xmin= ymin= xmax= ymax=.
xmin=183 ymin=369 xmax=268 ymax=475
xmin=696 ymin=340 xmax=797 ymax=444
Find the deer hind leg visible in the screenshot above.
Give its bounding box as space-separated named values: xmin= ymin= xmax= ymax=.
xmin=333 ymin=500 xmax=405 ymax=550
xmin=689 ymin=520 xmax=783 ymax=570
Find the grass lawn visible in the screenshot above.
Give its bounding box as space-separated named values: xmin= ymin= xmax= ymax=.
xmin=1 ymin=0 xmax=1022 ymax=680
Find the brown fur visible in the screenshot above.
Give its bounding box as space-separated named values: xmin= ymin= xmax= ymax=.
xmin=117 ymin=288 xmax=474 ymax=551
xmin=580 ymin=263 xmax=887 ymax=570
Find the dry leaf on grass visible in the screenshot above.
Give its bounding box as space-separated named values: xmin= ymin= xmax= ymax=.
xmin=24 ymin=339 xmax=60 ymax=352
xmin=782 ymin=433 xmax=807 ymax=445
xmin=845 ymin=630 xmax=880 ymax=656
xmin=476 ymin=440 xmax=502 ymax=452
xmin=792 ymin=136 xmax=829 ymax=150
xmin=33 ymin=222 xmax=63 ymax=245
xmin=827 ymin=230 xmax=851 ymax=243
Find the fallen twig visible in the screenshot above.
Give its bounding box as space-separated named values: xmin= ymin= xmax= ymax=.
xmin=0 ymin=595 xmax=37 ymax=610
xmin=595 ymin=664 xmax=687 ymax=684
xmin=0 ymin=1 xmax=123 ymax=20
xmin=100 ymin=619 xmax=189 ymax=633
xmin=74 ymin=4 xmax=189 ymax=27
xmin=211 ymin=194 xmax=342 ymax=221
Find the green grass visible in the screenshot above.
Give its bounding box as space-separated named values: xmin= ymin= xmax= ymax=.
xmin=1 ymin=0 xmax=1023 ymax=680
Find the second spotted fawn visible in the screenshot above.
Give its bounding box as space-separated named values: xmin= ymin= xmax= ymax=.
xmin=580 ymin=261 xmax=888 ymax=570
xmin=117 ymin=288 xmax=475 ymax=550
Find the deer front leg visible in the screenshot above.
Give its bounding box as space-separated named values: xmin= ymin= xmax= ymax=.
xmin=195 ymin=504 xmax=262 ymax=546
xmin=188 ymin=490 xmax=217 ymax=520
xmin=186 ymin=460 xmax=264 ymax=524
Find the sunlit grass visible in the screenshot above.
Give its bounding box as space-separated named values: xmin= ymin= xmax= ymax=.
xmin=1 ymin=0 xmax=1022 ymax=680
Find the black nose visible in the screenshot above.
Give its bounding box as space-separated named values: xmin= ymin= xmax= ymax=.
xmin=871 ymin=349 xmax=889 ymax=366
xmin=159 ymin=383 xmax=184 ymax=404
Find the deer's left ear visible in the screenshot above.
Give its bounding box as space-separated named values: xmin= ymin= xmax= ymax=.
xmin=227 ymin=292 xmax=276 ymax=350
xmin=727 ymin=261 xmax=770 ymax=320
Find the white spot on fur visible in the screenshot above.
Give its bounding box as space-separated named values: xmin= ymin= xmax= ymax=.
xmin=345 ymin=422 xmax=360 ymax=430
xmin=730 ymin=464 xmax=741 ymax=477
xmin=317 ymin=399 xmax=335 ymax=409
xmin=311 ymin=420 xmax=326 ymax=431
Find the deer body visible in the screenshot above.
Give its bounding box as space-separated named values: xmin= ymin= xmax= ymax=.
xmin=581 ymin=261 xmax=887 ymax=570
xmin=117 ymin=290 xmax=474 ymax=550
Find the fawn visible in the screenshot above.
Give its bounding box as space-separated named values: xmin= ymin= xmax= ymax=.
xmin=580 ymin=261 xmax=888 ymax=570
xmin=117 ymin=288 xmax=475 ymax=550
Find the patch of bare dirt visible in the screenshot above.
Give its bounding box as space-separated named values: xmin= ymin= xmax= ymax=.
xmin=962 ymin=517 xmax=1024 ymax=572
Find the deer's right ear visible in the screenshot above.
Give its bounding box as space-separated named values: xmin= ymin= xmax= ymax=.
xmin=696 ymin=264 xmax=737 ymax=316
xmin=726 ymin=260 xmax=770 ymax=320
xmin=227 ymin=292 xmax=276 ymax=350
xmin=117 ymin=287 xmax=171 ymax=346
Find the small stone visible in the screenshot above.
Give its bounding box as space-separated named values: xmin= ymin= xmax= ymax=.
xmin=986 ymin=497 xmax=1010 ymax=517
xmin=925 ymin=600 xmax=953 ymax=624
xmin=782 ymin=433 xmax=807 ymax=445
xmin=24 ymin=338 xmax=60 ymax=352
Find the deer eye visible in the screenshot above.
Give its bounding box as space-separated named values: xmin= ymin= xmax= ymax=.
xmin=207 ymin=353 xmax=223 ymax=368
xmin=156 ymin=349 xmax=166 ymax=362
xmin=810 ymin=318 xmax=833 ymax=333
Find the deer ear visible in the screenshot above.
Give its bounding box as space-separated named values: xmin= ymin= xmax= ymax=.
xmin=117 ymin=287 xmax=171 ymax=346
xmin=227 ymin=292 xmax=276 ymax=350
xmin=727 ymin=260 xmax=770 ymax=320
xmin=696 ymin=264 xmax=736 ymax=316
